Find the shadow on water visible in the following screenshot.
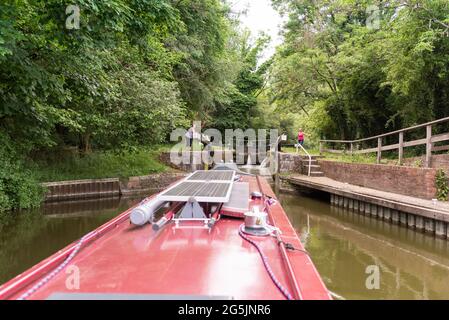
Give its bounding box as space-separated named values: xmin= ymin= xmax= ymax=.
xmin=0 ymin=196 xmax=145 ymax=285
xmin=277 ymin=192 xmax=449 ymax=300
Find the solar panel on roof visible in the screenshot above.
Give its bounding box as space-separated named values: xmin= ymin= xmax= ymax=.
xmin=158 ymin=170 xmax=235 ymax=203
xmin=159 ymin=182 xmax=232 ymax=202
xmin=163 ymin=182 xmax=231 ymax=197
xmin=187 ymin=170 xmax=234 ymax=182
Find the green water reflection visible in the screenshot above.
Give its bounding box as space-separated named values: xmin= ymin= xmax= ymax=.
xmin=278 ymin=192 xmax=449 ymax=300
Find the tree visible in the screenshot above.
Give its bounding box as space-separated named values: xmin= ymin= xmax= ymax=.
xmin=0 ymin=0 xmax=243 ymax=210
xmin=211 ymin=31 xmax=271 ymax=131
xmin=270 ymin=0 xmax=449 ymax=141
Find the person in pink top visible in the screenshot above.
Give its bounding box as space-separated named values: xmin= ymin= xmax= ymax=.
xmin=297 ymin=128 xmax=305 ymax=146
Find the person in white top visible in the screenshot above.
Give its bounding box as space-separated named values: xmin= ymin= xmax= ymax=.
xmin=185 ymin=125 xmax=195 ymax=148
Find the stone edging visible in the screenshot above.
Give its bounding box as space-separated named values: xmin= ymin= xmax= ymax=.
xmin=42 ymin=172 xmax=187 ymax=202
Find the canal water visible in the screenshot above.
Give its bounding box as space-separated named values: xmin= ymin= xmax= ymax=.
xmin=1 ymin=192 xmax=449 ymax=299
xmin=278 ymin=192 xmax=449 ymax=300
xmin=0 ymin=197 xmax=143 ymax=285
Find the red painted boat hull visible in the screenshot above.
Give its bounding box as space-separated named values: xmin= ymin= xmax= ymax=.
xmin=0 ymin=176 xmax=331 ymax=300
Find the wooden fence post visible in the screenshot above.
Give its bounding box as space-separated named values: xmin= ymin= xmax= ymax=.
xmin=425 ymin=125 xmax=432 ymax=168
xmin=320 ymin=117 xmax=449 ymax=165
xmin=377 ymin=137 xmax=382 ymax=164
xmin=398 ymin=132 xmax=404 ymax=165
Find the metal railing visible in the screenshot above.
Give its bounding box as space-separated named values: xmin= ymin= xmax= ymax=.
xmin=296 ymin=144 xmax=312 ymax=176
xmin=319 ymin=116 xmax=449 ymax=167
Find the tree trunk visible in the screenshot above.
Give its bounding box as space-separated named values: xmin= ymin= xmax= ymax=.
xmin=79 ymin=133 xmax=92 ymax=154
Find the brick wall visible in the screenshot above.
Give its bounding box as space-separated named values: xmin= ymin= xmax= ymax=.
xmin=159 ymin=151 xmax=234 ymax=172
xmin=319 ymin=161 xmax=438 ymax=200
xmin=279 ymin=153 xmax=303 ymax=174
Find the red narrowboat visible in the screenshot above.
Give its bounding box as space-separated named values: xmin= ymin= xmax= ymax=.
xmin=0 ymin=166 xmax=331 ymax=300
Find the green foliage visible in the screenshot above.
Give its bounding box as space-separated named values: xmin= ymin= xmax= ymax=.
xmin=0 ymin=0 xmax=264 ymax=212
xmin=271 ymin=0 xmax=449 ymax=142
xmin=0 ymin=134 xmax=44 ymax=212
xmin=0 ymin=0 xmax=242 ymax=153
xmin=211 ymin=33 xmax=271 ymax=131
xmin=172 ymin=0 xmax=236 ymax=118
xmin=32 ymin=147 xmax=169 ymax=182
xmin=412 ymin=159 xmax=424 ymax=168
xmin=435 ymin=169 xmax=449 ymax=201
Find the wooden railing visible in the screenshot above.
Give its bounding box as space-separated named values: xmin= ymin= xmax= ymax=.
xmin=319 ymin=116 xmax=449 ymax=167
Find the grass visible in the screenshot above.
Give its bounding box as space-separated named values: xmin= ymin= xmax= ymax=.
xmin=281 ymin=146 xmax=321 ymax=156
xmin=281 ymin=146 xmax=379 ymax=164
xmin=31 ymin=147 xmax=171 ymax=182
xmin=282 ymin=147 xmax=427 ymax=166
xmin=282 ymin=142 xmax=440 ymax=167
xmin=322 ymin=153 xmax=378 ymax=164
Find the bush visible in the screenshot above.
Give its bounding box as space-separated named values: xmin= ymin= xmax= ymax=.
xmin=0 ymin=181 xmax=12 ymax=212
xmin=0 ymin=135 xmax=44 ymax=212
xmin=2 ymin=172 xmax=44 ymax=210
xmin=435 ymin=169 xmax=449 ymax=201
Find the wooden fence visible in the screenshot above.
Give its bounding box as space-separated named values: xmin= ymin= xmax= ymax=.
xmin=319 ymin=117 xmax=449 ymax=167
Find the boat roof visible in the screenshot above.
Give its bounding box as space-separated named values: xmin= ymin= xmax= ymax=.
xmin=0 ymin=176 xmax=330 ymax=300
